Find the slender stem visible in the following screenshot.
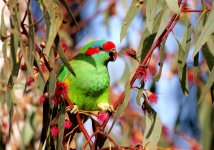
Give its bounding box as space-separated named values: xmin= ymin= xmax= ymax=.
xmin=181 ymin=9 xmax=211 ymax=12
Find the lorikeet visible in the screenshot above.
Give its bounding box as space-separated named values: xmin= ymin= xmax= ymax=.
xmin=58 ymin=40 xmax=117 ymax=113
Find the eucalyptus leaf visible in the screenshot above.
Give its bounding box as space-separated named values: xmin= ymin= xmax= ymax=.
xmin=153 ymin=41 xmax=165 ymax=82
xmin=55 ymin=34 xmax=76 ymax=76
xmin=57 ymin=102 xmax=65 ymax=150
xmin=136 ymin=88 xmax=144 ymax=106
xmin=201 ymin=43 xmax=213 ymax=71
xmin=120 ymin=0 xmax=144 ymax=42
xmin=48 ymin=70 xmax=56 ymax=103
xmin=108 ymin=80 xmax=131 ymax=134
xmin=166 ymin=0 xmax=181 ymax=14
xmin=176 ymin=38 xmax=189 ymax=95
xmin=193 ymin=2 xmax=214 ymax=57
xmin=38 ymin=0 xmax=63 ymax=56
xmin=198 ymin=67 xmax=214 ymax=104
xmin=146 ymin=0 xmax=158 ymax=33
xmin=143 ymin=109 xmax=162 ymax=150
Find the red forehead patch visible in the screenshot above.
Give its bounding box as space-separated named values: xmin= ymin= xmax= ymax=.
xmin=85 ymin=47 xmax=101 ymax=56
xmin=102 ymin=41 xmax=115 ymax=51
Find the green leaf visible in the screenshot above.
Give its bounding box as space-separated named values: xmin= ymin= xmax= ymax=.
xmin=22 ymin=111 xmax=35 ymax=146
xmin=143 ymin=109 xmax=162 ymax=150
xmin=153 ymin=41 xmax=165 ymax=82
xmin=120 ymin=0 xmax=144 ymax=42
xmin=175 ymin=38 xmax=189 ymax=95
xmin=181 ymin=17 xmax=191 ymax=68
xmin=193 ymin=2 xmax=214 ymax=57
xmin=0 ymin=6 xmax=6 ymax=39
xmin=140 ymin=32 xmax=156 ymax=62
xmin=27 ymin=8 xmax=35 ymax=69
xmin=57 ymin=102 xmax=65 ymax=150
xmin=55 ymin=34 xmax=76 ymax=76
xmin=155 ymin=7 xmax=171 ymax=39
xmin=201 ymin=43 xmax=214 ymax=71
xmin=166 ymin=0 xmax=181 ymax=14
xmin=146 ymin=0 xmax=158 ymax=33
xmin=48 ymin=70 xmax=56 ymax=103
xmin=38 ymin=0 xmax=63 ymax=56
xmin=198 ymin=67 xmax=214 ymax=104
xmin=136 ymin=88 xmax=144 ymax=106
xmin=193 ymin=52 xmax=199 ymax=81
xmin=108 ymin=80 xmax=131 ymax=133
xmin=199 ymin=101 xmax=213 ymax=150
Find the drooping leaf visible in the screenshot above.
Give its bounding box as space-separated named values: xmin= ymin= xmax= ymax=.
xmin=27 ymin=7 xmax=35 ymax=70
xmin=140 ymin=32 xmax=156 ymax=62
xmin=201 ymin=43 xmax=214 ymax=71
xmin=57 ymin=102 xmax=65 ymax=150
xmin=48 ymin=70 xmax=56 ymax=103
xmin=193 ymin=2 xmax=214 ymax=57
xmin=143 ymin=109 xmax=162 ymax=150
xmin=198 ymin=67 xmax=214 ymax=104
xmin=108 ymin=79 xmax=131 ymax=133
xmin=175 ymin=38 xmax=189 ymax=95
xmin=136 ymin=88 xmax=144 ymax=106
xmin=166 ymin=0 xmax=181 ymax=14
xmin=38 ymin=0 xmax=63 ymax=56
xmin=55 ymin=34 xmax=76 ymax=76
xmin=153 ymin=40 xmax=165 ymax=81
xmin=22 ymin=111 xmax=35 ymax=147
xmin=155 ymin=7 xmax=171 ymax=39
xmin=181 ymin=17 xmax=191 ymax=68
xmin=120 ymin=0 xmax=144 ymax=42
xmin=193 ymin=52 xmax=199 ymax=81
xmin=59 ymin=0 xmax=78 ymax=29
xmin=198 ymin=101 xmax=213 ymax=150
xmin=146 ymin=0 xmax=158 ymax=33
xmin=0 ymin=6 xmax=6 ymax=39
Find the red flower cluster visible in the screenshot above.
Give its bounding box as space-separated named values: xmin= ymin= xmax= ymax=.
xmin=39 ymin=96 xmax=46 ymax=104
xmin=27 ymin=76 xmax=34 ymax=86
xmin=64 ymin=120 xmax=72 ymax=129
xmin=97 ymin=112 xmax=108 ymax=122
xmin=125 ymin=48 xmax=139 ymax=62
xmin=51 ymin=126 xmax=58 ymax=138
xmin=135 ymin=66 xmax=148 ymax=83
xmin=148 ymin=93 xmax=158 ymax=103
xmin=61 ymin=41 xmax=68 ymax=52
xmin=52 ymin=81 xmax=69 ymax=106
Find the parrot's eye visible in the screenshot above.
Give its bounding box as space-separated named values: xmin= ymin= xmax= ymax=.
xmin=98 ymin=47 xmax=103 ymax=51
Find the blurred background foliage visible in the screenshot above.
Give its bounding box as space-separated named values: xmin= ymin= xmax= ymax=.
xmin=0 ymin=0 xmax=213 ymax=149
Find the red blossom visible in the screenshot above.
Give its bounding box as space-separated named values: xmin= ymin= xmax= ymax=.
xmin=55 ymin=81 xmax=69 ymax=96
xmin=125 ymin=48 xmax=139 ymax=62
xmin=148 ymin=65 xmax=156 ymax=75
xmin=61 ymin=41 xmax=68 ymax=52
xmin=20 ymin=64 xmax=27 ymax=71
xmin=40 ymin=64 xmax=46 ymax=72
xmin=148 ymin=93 xmax=158 ymax=103
xmin=51 ymin=126 xmax=58 ymax=138
xmin=97 ymin=112 xmax=108 ymax=122
xmin=52 ymin=96 xmax=59 ymax=106
xmin=64 ymin=120 xmax=72 ymax=129
xmin=39 ymin=96 xmax=46 ymax=104
xmin=135 ymin=66 xmax=148 ymax=83
xmin=27 ymin=76 xmax=34 ymax=86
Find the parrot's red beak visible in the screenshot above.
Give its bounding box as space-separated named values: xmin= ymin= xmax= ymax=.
xmin=109 ymin=49 xmax=117 ymax=61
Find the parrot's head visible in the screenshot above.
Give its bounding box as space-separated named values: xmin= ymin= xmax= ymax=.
xmin=79 ymin=40 xmax=117 ymax=65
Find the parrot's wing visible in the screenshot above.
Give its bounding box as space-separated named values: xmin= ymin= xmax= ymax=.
xmin=58 ymin=65 xmax=69 ymax=82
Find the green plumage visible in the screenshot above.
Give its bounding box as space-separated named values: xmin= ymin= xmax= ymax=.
xmin=58 ymin=40 xmax=114 ymax=111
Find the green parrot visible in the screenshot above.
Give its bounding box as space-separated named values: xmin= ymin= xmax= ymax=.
xmin=58 ymin=40 xmax=117 ymax=113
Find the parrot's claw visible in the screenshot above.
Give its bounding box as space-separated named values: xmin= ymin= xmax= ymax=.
xmin=97 ymin=103 xmax=115 ymax=113
xmin=66 ymin=105 xmax=79 ymax=114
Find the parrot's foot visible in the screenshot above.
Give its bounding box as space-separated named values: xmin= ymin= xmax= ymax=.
xmin=97 ymin=103 xmax=115 ymax=113
xmin=66 ymin=105 xmax=79 ymax=114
